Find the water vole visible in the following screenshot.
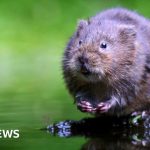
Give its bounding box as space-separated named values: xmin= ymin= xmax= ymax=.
xmin=62 ymin=8 xmax=150 ymax=116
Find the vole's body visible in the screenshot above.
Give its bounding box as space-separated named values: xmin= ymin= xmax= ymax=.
xmin=62 ymin=8 xmax=150 ymax=116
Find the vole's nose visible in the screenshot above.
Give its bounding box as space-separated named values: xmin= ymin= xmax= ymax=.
xmin=78 ymin=57 xmax=90 ymax=76
xmin=78 ymin=56 xmax=88 ymax=64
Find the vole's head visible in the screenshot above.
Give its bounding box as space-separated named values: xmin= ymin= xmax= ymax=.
xmin=63 ymin=19 xmax=137 ymax=83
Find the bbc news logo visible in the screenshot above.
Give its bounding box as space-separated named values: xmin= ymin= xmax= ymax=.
xmin=0 ymin=130 xmax=19 ymax=138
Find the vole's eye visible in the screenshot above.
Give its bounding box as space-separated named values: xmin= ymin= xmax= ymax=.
xmin=100 ymin=42 xmax=107 ymax=49
xmin=79 ymin=40 xmax=82 ymax=45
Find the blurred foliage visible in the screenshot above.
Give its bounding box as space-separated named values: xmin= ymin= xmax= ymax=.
xmin=0 ymin=0 xmax=150 ymax=149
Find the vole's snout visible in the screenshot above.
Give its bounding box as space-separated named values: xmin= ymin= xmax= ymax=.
xmin=78 ymin=56 xmax=90 ymax=76
xmin=80 ymin=65 xmax=90 ymax=76
xmin=78 ymin=55 xmax=88 ymax=64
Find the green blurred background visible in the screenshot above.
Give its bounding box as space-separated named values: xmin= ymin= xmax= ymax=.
xmin=0 ymin=0 xmax=150 ymax=149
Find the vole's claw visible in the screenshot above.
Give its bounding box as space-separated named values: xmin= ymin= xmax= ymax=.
xmin=77 ymin=101 xmax=96 ymax=113
xmin=97 ymin=102 xmax=111 ymax=113
xmin=80 ymin=101 xmax=91 ymax=106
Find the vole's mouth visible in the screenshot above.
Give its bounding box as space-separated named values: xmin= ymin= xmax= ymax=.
xmin=76 ymin=62 xmax=101 ymax=82
xmin=78 ymin=56 xmax=91 ymax=76
xmin=80 ymin=67 xmax=91 ymax=76
xmin=78 ymin=68 xmax=104 ymax=83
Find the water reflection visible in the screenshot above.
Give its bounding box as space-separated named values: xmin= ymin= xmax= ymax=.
xmin=81 ymin=138 xmax=149 ymax=150
xmin=43 ymin=115 xmax=150 ymax=150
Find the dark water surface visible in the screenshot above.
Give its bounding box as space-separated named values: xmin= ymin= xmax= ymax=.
xmin=43 ymin=116 xmax=150 ymax=150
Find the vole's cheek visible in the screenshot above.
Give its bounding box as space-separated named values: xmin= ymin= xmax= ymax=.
xmin=68 ymin=57 xmax=80 ymax=71
xmin=99 ymin=53 xmax=113 ymax=69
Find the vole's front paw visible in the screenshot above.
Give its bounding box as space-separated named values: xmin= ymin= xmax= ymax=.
xmin=96 ymin=102 xmax=111 ymax=113
xmin=77 ymin=101 xmax=96 ymax=113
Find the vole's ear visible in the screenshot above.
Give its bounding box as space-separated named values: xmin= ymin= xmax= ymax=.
xmin=119 ymin=25 xmax=136 ymax=41
xmin=78 ymin=19 xmax=88 ymax=30
xmin=76 ymin=20 xmax=88 ymax=36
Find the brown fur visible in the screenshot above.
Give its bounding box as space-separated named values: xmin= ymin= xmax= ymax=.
xmin=62 ymin=8 xmax=150 ymax=116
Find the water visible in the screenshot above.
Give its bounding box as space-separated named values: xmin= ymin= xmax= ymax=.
xmin=0 ymin=90 xmax=87 ymax=150
xmin=42 ymin=116 xmax=150 ymax=149
xmin=1 ymin=0 xmax=150 ymax=149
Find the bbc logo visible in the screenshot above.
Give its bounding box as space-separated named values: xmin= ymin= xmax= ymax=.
xmin=0 ymin=130 xmax=19 ymax=138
